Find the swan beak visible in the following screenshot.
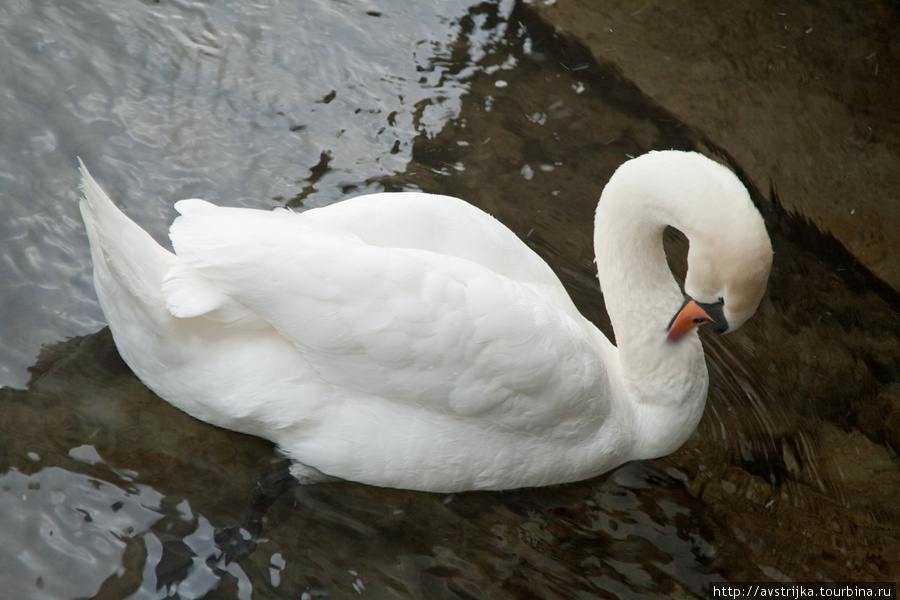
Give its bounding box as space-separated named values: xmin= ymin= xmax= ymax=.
xmin=667 ymin=299 xmax=713 ymax=341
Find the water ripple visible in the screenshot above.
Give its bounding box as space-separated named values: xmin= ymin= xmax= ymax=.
xmin=0 ymin=466 xmax=162 ymax=599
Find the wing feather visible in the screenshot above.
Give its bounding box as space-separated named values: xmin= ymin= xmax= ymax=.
xmin=167 ymin=195 xmax=608 ymax=432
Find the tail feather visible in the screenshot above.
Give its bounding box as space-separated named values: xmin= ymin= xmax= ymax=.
xmin=78 ymin=160 xmax=177 ymax=315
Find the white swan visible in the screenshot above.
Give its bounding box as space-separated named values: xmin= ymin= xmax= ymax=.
xmin=78 ymin=151 xmax=772 ymax=492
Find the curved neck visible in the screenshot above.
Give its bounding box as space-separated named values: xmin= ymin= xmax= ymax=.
xmin=592 ymin=155 xmax=713 ymax=459
xmin=594 ymin=173 xmax=687 ymax=356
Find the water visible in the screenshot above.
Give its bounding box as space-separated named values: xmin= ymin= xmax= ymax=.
xmin=2 ymin=0 xmax=899 ymax=597
xmin=0 ymin=0 xmax=504 ymax=388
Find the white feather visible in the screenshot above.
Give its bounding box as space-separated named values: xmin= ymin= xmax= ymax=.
xmin=77 ymin=151 xmax=772 ymax=492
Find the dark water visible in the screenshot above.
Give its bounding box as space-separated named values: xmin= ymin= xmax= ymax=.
xmin=2 ymin=0 xmax=898 ymax=598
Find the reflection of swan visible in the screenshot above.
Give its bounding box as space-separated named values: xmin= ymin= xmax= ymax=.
xmin=78 ymin=151 xmax=772 ymax=492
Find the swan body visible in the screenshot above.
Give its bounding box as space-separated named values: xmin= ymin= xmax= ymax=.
xmin=78 ymin=151 xmax=772 ymax=492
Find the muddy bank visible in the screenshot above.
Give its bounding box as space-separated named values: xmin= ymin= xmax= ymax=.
xmin=531 ymin=0 xmax=900 ymax=291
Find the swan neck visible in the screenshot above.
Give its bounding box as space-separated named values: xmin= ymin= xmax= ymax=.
xmin=593 ymin=188 xmax=684 ymax=348
xmin=592 ymin=157 xmax=711 ymax=460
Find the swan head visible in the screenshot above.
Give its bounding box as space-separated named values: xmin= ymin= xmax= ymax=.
xmin=595 ymin=150 xmax=773 ymax=343
xmin=667 ymin=164 xmax=773 ymax=340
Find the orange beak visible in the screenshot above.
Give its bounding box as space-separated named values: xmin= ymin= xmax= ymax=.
xmin=667 ymin=299 xmax=713 ymax=341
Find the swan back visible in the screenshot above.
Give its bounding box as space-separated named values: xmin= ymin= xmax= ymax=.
xmin=78 ymin=166 xmax=617 ymax=491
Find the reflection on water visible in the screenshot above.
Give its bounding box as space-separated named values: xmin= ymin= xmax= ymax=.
xmin=0 ymin=465 xmax=162 ymax=599
xmin=0 ymin=0 xmax=513 ymax=390
xmin=1 ymin=0 xmax=899 ymax=597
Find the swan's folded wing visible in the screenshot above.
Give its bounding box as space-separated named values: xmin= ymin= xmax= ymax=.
xmin=297 ymin=192 xmax=578 ymax=310
xmin=167 ymin=200 xmax=608 ymax=433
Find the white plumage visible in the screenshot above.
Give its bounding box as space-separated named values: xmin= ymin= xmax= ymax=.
xmin=78 ymin=151 xmax=772 ymax=492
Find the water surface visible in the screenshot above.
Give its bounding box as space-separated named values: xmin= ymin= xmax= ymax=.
xmin=0 ymin=0 xmax=503 ymax=388
xmin=1 ymin=0 xmax=898 ymax=597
